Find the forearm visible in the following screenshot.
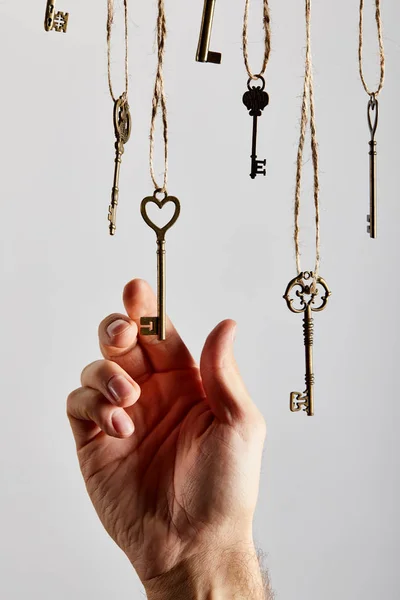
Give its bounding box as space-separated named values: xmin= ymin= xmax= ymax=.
xmin=144 ymin=548 xmax=271 ymax=600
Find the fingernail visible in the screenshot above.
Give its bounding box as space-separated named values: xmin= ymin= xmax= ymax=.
xmin=108 ymin=375 xmax=134 ymax=404
xmin=112 ymin=411 xmax=134 ymax=436
xmin=107 ymin=319 xmax=130 ymax=339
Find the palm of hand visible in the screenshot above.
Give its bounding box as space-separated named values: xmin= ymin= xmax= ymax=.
xmin=79 ymin=367 xmax=255 ymax=582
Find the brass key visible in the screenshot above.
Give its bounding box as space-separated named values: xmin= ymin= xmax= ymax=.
xmin=108 ymin=96 xmax=132 ymax=236
xmin=196 ymin=0 xmax=221 ymax=64
xmin=140 ymin=191 xmax=181 ymax=341
xmin=284 ymin=272 xmax=331 ymax=416
xmin=367 ymin=95 xmax=379 ymax=239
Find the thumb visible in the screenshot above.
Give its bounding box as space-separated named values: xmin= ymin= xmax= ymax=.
xmin=200 ymin=320 xmax=262 ymax=427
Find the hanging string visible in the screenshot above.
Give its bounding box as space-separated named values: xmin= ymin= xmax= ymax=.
xmin=243 ymin=0 xmax=271 ymax=80
xmin=358 ymin=0 xmax=385 ymax=97
xmin=107 ymin=0 xmax=129 ymax=103
xmin=149 ymin=0 xmax=169 ymax=193
xmin=294 ymin=0 xmax=320 ymax=280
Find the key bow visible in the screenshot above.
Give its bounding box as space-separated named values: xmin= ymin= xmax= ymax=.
xmin=284 ymin=271 xmax=331 ymax=315
xmin=114 ymin=96 xmax=132 ymax=145
xmin=243 ymin=76 xmax=269 ymax=117
xmin=141 ymin=191 xmax=181 ymax=241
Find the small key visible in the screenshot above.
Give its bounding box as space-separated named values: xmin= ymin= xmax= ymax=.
xmin=140 ymin=191 xmax=181 ymax=341
xmin=367 ymin=95 xmax=379 ymax=239
xmin=284 ymin=272 xmax=331 ymax=417
xmin=243 ymin=76 xmax=269 ymax=179
xmin=44 ymin=1 xmax=69 ymax=33
xmin=108 ymin=96 xmax=131 ymax=236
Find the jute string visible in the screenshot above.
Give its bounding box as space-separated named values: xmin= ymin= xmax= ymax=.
xmin=294 ymin=0 xmax=320 ymax=280
xmin=358 ymin=0 xmax=385 ymax=97
xmin=149 ymin=0 xmax=168 ymax=193
xmin=243 ymin=0 xmax=271 ymax=80
xmin=107 ymin=0 xmax=129 ymax=103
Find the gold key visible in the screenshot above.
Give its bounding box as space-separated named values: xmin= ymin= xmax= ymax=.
xmin=44 ymin=1 xmax=69 ymax=33
xmin=196 ymin=0 xmax=221 ymax=64
xmin=140 ymin=191 xmax=181 ymax=341
xmin=284 ymin=272 xmax=331 ymax=416
xmin=108 ymin=96 xmax=132 ymax=236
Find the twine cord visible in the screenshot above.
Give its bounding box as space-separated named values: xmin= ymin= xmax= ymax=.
xmin=243 ymin=0 xmax=271 ymax=80
xmin=107 ymin=0 xmax=129 ymax=103
xmin=149 ymin=0 xmax=168 ymax=193
xmin=294 ymin=0 xmax=320 ymax=280
xmin=358 ymin=0 xmax=385 ymax=97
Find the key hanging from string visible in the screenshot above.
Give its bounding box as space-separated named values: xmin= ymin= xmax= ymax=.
xmin=284 ymin=0 xmax=331 ymax=417
xmin=107 ymin=0 xmax=132 ymax=236
xmin=140 ymin=0 xmax=181 ymax=342
xmin=242 ymin=0 xmax=271 ymax=180
xmin=358 ymin=0 xmax=385 ymax=239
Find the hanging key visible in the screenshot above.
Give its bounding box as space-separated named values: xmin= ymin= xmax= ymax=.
xmin=243 ymin=75 xmax=269 ymax=179
xmin=196 ymin=0 xmax=221 ymax=64
xmin=108 ymin=96 xmax=132 ymax=236
xmin=140 ymin=191 xmax=181 ymax=341
xmin=44 ymin=1 xmax=69 ymax=33
xmin=367 ymin=95 xmax=379 ymax=239
xmin=284 ymin=272 xmax=331 ymax=416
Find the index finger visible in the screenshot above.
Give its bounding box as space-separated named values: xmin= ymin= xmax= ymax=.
xmin=123 ymin=279 xmax=196 ymax=373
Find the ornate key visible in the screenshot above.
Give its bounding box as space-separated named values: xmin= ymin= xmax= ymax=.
xmin=44 ymin=1 xmax=69 ymax=33
xmin=284 ymin=272 xmax=331 ymax=416
xmin=243 ymin=75 xmax=269 ymax=179
xmin=108 ymin=96 xmax=132 ymax=236
xmin=367 ymin=95 xmax=379 ymax=239
xmin=140 ymin=191 xmax=181 ymax=341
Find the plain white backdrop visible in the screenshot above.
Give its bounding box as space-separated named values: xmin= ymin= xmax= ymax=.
xmin=0 ymin=1 xmax=399 ymax=598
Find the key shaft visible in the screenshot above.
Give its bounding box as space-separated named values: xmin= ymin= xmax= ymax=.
xmin=108 ymin=141 xmax=124 ymax=236
xmin=368 ymin=139 xmax=377 ymax=239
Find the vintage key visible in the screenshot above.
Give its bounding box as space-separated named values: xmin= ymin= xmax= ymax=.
xmin=44 ymin=1 xmax=69 ymax=33
xmin=140 ymin=191 xmax=181 ymax=341
xmin=242 ymin=75 xmax=269 ymax=179
xmin=284 ymin=272 xmax=331 ymax=416
xmin=108 ymin=96 xmax=132 ymax=236
xmin=196 ymin=0 xmax=221 ymax=64
xmin=367 ymin=95 xmax=379 ymax=239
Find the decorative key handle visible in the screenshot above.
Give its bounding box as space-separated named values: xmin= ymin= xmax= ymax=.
xmin=44 ymin=0 xmax=69 ymax=33
xmin=108 ymin=95 xmax=132 ymax=236
xmin=243 ymin=76 xmax=269 ymax=179
xmin=140 ymin=191 xmax=181 ymax=341
xmin=367 ymin=94 xmax=379 ymax=238
xmin=284 ymin=272 xmax=331 ymax=416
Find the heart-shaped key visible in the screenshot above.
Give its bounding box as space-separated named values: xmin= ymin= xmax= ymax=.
xmin=141 ymin=193 xmax=181 ymax=242
xmin=140 ymin=190 xmax=181 ymax=341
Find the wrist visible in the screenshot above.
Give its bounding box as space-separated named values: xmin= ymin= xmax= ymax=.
xmin=144 ymin=544 xmax=267 ymax=600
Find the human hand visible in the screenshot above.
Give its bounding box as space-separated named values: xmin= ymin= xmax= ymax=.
xmin=67 ymin=280 xmax=267 ymax=598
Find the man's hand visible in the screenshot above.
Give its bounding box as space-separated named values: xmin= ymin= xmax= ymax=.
xmin=67 ymin=280 xmax=268 ymax=598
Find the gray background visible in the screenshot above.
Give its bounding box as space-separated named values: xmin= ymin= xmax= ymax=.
xmin=0 ymin=1 xmax=399 ymax=598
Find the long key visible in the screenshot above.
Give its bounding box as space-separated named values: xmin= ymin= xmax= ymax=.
xmin=284 ymin=272 xmax=331 ymax=417
xmin=243 ymin=76 xmax=269 ymax=180
xmin=140 ymin=192 xmax=181 ymax=341
xmin=108 ymin=96 xmax=131 ymax=236
xmin=367 ymin=95 xmax=379 ymax=239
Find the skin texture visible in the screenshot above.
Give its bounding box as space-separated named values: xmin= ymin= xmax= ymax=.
xmin=67 ymin=280 xmax=267 ymax=598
